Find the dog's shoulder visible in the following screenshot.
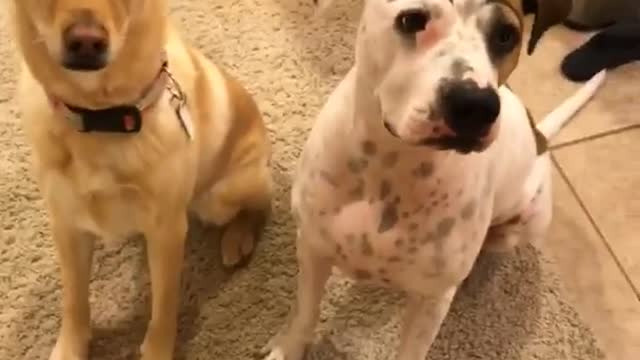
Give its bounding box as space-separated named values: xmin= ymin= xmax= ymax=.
xmin=166 ymin=30 xmax=270 ymax=183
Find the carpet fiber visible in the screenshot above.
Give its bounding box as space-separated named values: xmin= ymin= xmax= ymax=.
xmin=0 ymin=0 xmax=605 ymax=359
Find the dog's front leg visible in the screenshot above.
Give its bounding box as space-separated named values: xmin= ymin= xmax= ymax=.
xmin=50 ymin=223 xmax=94 ymax=360
xmin=140 ymin=213 xmax=188 ymax=360
xmin=263 ymin=230 xmax=332 ymax=360
xmin=396 ymin=288 xmax=457 ymax=360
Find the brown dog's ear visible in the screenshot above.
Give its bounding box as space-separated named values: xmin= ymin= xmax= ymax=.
xmin=526 ymin=0 xmax=572 ymax=55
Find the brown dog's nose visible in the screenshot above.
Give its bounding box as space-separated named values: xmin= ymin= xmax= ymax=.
xmin=62 ymin=22 xmax=109 ymax=71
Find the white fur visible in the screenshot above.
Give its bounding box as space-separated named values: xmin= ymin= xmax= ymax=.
xmin=262 ymin=0 xmax=607 ymax=359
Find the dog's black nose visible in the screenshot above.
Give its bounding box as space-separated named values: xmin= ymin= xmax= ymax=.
xmin=440 ymin=80 xmax=501 ymax=138
xmin=62 ymin=22 xmax=109 ymax=71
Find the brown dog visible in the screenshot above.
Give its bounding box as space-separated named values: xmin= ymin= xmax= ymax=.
xmin=10 ymin=1 xmax=272 ymax=359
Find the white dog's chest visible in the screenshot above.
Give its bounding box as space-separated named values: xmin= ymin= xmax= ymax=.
xmin=294 ymin=147 xmax=494 ymax=293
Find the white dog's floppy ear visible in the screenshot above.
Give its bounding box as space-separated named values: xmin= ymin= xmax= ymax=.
xmin=526 ymin=0 xmax=572 ymax=55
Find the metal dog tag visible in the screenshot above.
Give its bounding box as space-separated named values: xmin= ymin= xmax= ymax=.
xmin=176 ymin=104 xmax=194 ymax=140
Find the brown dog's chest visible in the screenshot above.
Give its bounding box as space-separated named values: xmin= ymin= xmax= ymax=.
xmin=38 ymin=138 xmax=166 ymax=240
xmin=53 ymin=167 xmax=151 ymax=240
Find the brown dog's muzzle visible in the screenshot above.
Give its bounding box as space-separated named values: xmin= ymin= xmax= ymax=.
xmin=61 ymin=10 xmax=109 ymax=71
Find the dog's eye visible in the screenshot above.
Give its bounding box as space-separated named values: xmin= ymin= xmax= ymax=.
xmin=489 ymin=23 xmax=520 ymax=55
xmin=395 ymin=9 xmax=430 ymax=35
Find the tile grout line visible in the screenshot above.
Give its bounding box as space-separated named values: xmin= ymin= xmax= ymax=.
xmin=549 ymin=123 xmax=640 ymax=151
xmin=551 ymin=154 xmax=640 ymax=301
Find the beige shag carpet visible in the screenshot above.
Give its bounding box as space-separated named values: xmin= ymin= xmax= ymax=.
xmin=0 ymin=0 xmax=606 ymax=359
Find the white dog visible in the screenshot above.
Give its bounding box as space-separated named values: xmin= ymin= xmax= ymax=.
xmin=262 ymin=0 xmax=606 ymax=359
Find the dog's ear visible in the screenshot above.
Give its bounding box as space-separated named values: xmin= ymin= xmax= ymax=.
xmin=526 ymin=0 xmax=572 ymax=55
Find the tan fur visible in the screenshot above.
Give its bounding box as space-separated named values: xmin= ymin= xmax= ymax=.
xmin=10 ymin=1 xmax=272 ymax=359
xmin=490 ymin=0 xmax=524 ymax=85
xmin=495 ymin=0 xmax=572 ymax=83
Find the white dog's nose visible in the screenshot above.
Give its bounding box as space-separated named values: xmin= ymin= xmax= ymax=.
xmin=440 ymin=80 xmax=500 ymax=138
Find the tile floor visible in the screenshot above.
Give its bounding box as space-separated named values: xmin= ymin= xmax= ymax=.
xmin=510 ymin=19 xmax=640 ymax=360
xmin=508 ymin=23 xmax=640 ymax=360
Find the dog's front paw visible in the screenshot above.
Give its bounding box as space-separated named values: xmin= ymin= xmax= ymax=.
xmin=261 ymin=333 xmax=308 ymax=360
xmin=220 ymin=216 xmax=257 ymax=268
xmin=49 ymin=334 xmax=89 ymax=360
xmin=139 ymin=328 xmax=175 ymax=360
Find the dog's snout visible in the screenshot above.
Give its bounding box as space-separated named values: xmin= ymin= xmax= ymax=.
xmin=440 ymin=81 xmax=500 ymax=138
xmin=62 ymin=16 xmax=109 ymax=71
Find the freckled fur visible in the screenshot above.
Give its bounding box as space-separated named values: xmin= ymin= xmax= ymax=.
xmin=264 ymin=0 xmax=604 ymax=360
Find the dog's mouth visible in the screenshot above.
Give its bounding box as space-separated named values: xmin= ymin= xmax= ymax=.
xmin=62 ymin=54 xmax=109 ymax=71
xmin=418 ymin=136 xmax=488 ymax=154
xmin=383 ymin=120 xmax=489 ymax=154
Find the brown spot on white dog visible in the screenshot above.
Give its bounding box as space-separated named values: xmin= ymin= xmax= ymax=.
xmin=433 ymin=217 xmax=456 ymax=241
xmin=380 ymin=179 xmax=391 ymax=199
xmin=347 ymin=157 xmax=368 ymax=173
xmin=382 ymin=151 xmax=399 ymax=167
xmin=378 ymin=202 xmax=399 ymax=233
xmin=355 ymin=269 xmax=372 ymax=280
xmin=319 ymin=170 xmax=338 ymax=187
xmin=362 ymin=140 xmax=377 ymax=156
xmin=412 ymin=161 xmax=434 ymax=178
xmin=461 ymin=198 xmax=477 ymax=220
xmin=346 ymin=233 xmax=356 ymax=244
xmin=349 ymin=178 xmax=365 ymax=200
xmin=319 ymin=228 xmax=330 ymax=241
xmin=360 ymin=233 xmax=374 ymax=256
xmin=451 ymin=58 xmax=473 ymax=79
xmin=420 ymin=233 xmax=434 ymax=245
